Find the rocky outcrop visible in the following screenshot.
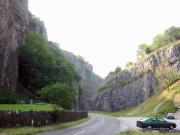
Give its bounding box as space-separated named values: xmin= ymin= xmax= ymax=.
xmin=28 ymin=13 xmax=47 ymax=40
xmin=63 ymin=50 xmax=104 ymax=110
xmin=93 ymin=44 xmax=180 ymax=111
xmin=0 ymin=0 xmax=29 ymax=91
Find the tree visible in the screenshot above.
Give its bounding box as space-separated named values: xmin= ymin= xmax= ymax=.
xmin=164 ymin=26 xmax=180 ymax=42
xmin=145 ymin=47 xmax=152 ymax=54
xmin=156 ymin=67 xmax=180 ymax=90
xmin=125 ymin=61 xmax=133 ymax=69
xmin=137 ymin=43 xmax=149 ymax=57
xmin=114 ymin=66 xmax=121 ymax=74
xmin=153 ymin=34 xmax=166 ymax=47
xmin=18 ymin=31 xmax=78 ymax=92
xmin=39 ymin=83 xmax=76 ymax=111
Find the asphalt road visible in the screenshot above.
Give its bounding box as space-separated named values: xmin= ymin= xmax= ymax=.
xmin=39 ymin=113 xmax=121 ymax=135
xmin=39 ymin=114 xmax=180 ymax=135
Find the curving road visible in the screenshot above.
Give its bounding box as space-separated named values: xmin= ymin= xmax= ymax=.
xmin=39 ymin=113 xmax=180 ymax=135
xmin=39 ymin=113 xmax=121 ymax=135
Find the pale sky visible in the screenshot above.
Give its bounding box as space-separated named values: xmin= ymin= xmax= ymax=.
xmin=29 ymin=0 xmax=180 ymax=78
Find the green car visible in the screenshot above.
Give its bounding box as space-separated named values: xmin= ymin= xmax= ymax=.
xmin=136 ymin=117 xmax=176 ymax=130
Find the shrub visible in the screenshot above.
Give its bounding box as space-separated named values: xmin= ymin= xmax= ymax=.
xmin=98 ymin=85 xmax=109 ymax=92
xmin=39 ymin=83 xmax=76 ymax=111
xmin=125 ymin=61 xmax=133 ymax=69
xmin=0 ymin=91 xmax=28 ymax=104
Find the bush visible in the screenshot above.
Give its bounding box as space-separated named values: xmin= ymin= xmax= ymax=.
xmin=0 ymin=91 xmax=28 ymax=104
xmin=98 ymin=85 xmax=109 ymax=92
xmin=39 ymin=83 xmax=76 ymax=111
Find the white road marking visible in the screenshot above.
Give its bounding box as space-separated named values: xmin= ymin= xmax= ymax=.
xmin=73 ymin=117 xmax=105 ymax=135
xmin=91 ymin=118 xmax=104 ymax=129
xmin=73 ymin=130 xmax=87 ymax=135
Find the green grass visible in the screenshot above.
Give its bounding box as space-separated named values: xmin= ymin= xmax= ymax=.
xmin=0 ymin=117 xmax=89 ymax=135
xmin=92 ymin=107 xmax=133 ymax=117
xmin=94 ymin=81 xmax=180 ymax=117
xmin=0 ymin=104 xmax=52 ymax=111
xmin=175 ymin=81 xmax=180 ymax=93
xmin=117 ymin=131 xmax=180 ymax=135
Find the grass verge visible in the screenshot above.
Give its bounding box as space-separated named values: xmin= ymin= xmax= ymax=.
xmin=0 ymin=117 xmax=89 ymax=135
xmin=0 ymin=104 xmax=52 ymax=111
xmin=117 ymin=131 xmax=180 ymax=135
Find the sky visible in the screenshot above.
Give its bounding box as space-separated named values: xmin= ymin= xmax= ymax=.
xmin=29 ymin=0 xmax=180 ymax=78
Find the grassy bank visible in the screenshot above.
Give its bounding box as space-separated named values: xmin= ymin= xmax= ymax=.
xmin=117 ymin=131 xmax=180 ymax=135
xmin=94 ymin=81 xmax=180 ymax=117
xmin=0 ymin=117 xmax=89 ymax=135
xmin=0 ymin=104 xmax=52 ymax=111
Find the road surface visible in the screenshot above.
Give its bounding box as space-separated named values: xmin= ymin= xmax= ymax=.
xmin=39 ymin=113 xmax=180 ymax=135
xmin=39 ymin=113 xmax=121 ymax=135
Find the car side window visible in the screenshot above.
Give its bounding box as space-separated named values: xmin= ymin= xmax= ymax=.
xmin=158 ymin=119 xmax=166 ymax=123
xmin=151 ymin=119 xmax=157 ymax=123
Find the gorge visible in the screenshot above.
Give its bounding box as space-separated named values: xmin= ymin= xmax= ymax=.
xmin=0 ymin=0 xmax=179 ymax=112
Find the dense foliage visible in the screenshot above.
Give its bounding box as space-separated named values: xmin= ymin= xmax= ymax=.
xmin=18 ymin=31 xmax=78 ymax=93
xmin=0 ymin=91 xmax=28 ymax=104
xmin=39 ymin=83 xmax=76 ymax=110
xmin=137 ymin=26 xmax=180 ymax=57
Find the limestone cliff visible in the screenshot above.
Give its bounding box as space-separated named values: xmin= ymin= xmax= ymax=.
xmin=63 ymin=50 xmax=104 ymax=110
xmin=0 ymin=0 xmax=29 ymax=91
xmin=28 ymin=13 xmax=48 ymax=40
xmin=93 ymin=44 xmax=180 ymax=111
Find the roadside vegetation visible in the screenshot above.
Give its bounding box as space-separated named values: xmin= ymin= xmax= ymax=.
xmin=0 ymin=104 xmax=52 ymax=111
xmin=117 ymin=131 xmax=180 ymax=135
xmin=0 ymin=117 xmax=88 ymax=135
xmin=0 ymin=91 xmax=29 ymax=104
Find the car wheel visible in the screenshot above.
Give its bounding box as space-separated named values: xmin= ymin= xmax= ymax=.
xmin=169 ymin=125 xmax=174 ymax=130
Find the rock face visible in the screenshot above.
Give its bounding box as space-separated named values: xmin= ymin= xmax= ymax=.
xmin=28 ymin=13 xmax=48 ymax=40
xmin=0 ymin=0 xmax=29 ymax=91
xmin=93 ymin=44 xmax=180 ymax=111
xmin=63 ymin=50 xmax=104 ymax=110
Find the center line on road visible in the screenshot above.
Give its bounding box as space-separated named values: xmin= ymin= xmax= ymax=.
xmin=91 ymin=118 xmax=104 ymax=129
xmin=73 ymin=130 xmax=87 ymax=135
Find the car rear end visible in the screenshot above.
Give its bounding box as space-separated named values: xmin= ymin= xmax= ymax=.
xmin=167 ymin=113 xmax=175 ymax=119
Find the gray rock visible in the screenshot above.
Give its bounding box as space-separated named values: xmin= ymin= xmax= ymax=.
xmin=63 ymin=50 xmax=104 ymax=110
xmin=0 ymin=0 xmax=29 ymax=91
xmin=93 ymin=44 xmax=180 ymax=111
xmin=28 ymin=13 xmax=48 ymax=40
